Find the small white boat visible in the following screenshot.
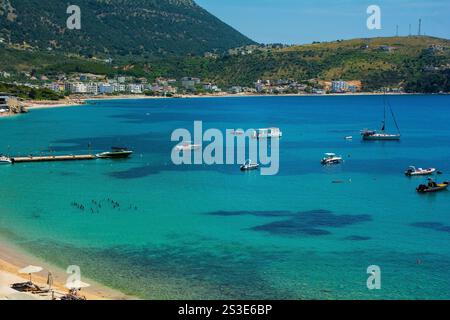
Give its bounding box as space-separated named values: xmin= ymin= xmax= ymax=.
xmin=345 ymin=136 xmax=353 ymax=140
xmin=405 ymin=166 xmax=436 ymax=176
xmin=252 ymin=128 xmax=282 ymax=139
xmin=321 ymin=153 xmax=343 ymax=165
xmin=240 ymin=160 xmax=260 ymax=171
xmin=175 ymin=142 xmax=201 ymax=152
xmin=0 ymin=156 xmax=12 ymax=164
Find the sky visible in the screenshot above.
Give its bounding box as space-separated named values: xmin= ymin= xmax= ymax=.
xmin=196 ymin=0 xmax=450 ymax=44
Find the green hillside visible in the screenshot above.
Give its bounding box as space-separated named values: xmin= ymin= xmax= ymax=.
xmin=0 ymin=0 xmax=254 ymax=57
xmin=142 ymin=36 xmax=450 ymax=92
xmin=1 ymin=36 xmax=450 ymax=93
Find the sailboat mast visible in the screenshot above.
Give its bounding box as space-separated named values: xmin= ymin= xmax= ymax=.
xmin=388 ymin=99 xmax=401 ymax=134
xmin=381 ymin=91 xmax=387 ymax=132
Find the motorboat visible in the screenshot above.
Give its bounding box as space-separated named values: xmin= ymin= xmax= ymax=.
xmin=252 ymin=128 xmax=283 ymax=139
xmin=175 ymin=142 xmax=201 ymax=152
xmin=321 ymin=153 xmax=343 ymax=165
xmin=345 ymin=136 xmax=353 ymax=140
xmin=405 ymin=166 xmax=436 ymax=177
xmin=240 ymin=160 xmax=260 ymax=171
xmin=0 ymin=155 xmax=12 ymax=164
xmin=96 ymin=147 xmax=133 ymax=159
xmin=416 ymin=179 xmax=449 ymax=193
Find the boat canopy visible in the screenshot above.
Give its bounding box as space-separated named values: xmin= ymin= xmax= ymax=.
xmin=325 ymin=153 xmax=336 ymax=157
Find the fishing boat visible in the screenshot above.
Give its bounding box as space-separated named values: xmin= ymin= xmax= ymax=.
xmin=321 ymin=153 xmax=343 ymax=165
xmin=175 ymin=142 xmax=201 ymax=152
xmin=0 ymin=155 xmax=12 ymax=164
xmin=252 ymin=128 xmax=283 ymax=139
xmin=361 ymin=94 xmax=401 ymax=141
xmin=96 ymin=147 xmax=133 ymax=159
xmin=416 ymin=179 xmax=449 ymax=193
xmin=405 ymin=166 xmax=436 ymax=177
xmin=240 ymin=160 xmax=260 ymax=171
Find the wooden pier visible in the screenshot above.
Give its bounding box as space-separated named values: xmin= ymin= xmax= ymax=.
xmin=12 ymin=154 xmax=96 ymax=163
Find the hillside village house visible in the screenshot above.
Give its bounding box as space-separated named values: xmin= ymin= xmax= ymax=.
xmin=181 ymin=77 xmax=201 ymax=89
xmin=202 ymin=83 xmax=221 ymax=92
xmin=128 ymin=84 xmax=144 ymax=94
xmin=331 ymin=81 xmax=349 ymax=93
xmin=99 ymin=83 xmax=114 ymax=94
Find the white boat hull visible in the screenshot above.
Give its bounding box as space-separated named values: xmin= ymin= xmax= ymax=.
xmin=362 ymin=134 xmax=401 ymax=141
xmin=405 ymin=168 xmax=436 ymax=176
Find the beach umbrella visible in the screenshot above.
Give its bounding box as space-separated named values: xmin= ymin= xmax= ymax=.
xmin=18 ymin=265 xmax=43 ymax=282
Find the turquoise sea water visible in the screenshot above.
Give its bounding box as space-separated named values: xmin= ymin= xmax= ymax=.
xmin=1 ymin=95 xmax=450 ymax=299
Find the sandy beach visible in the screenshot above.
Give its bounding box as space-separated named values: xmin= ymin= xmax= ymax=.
xmin=0 ymin=238 xmax=135 ymax=300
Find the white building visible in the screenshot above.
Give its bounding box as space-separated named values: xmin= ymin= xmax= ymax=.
xmin=86 ymin=83 xmax=99 ymax=95
xmin=50 ymin=83 xmax=65 ymax=92
xmin=331 ymin=81 xmax=349 ymax=93
xmin=203 ymin=83 xmax=219 ymax=91
xmin=127 ymin=84 xmax=144 ymax=94
xmin=181 ymin=77 xmax=201 ymax=89
xmin=112 ymin=84 xmax=127 ymax=93
xmin=230 ymin=86 xmax=243 ymax=94
xmin=65 ymin=82 xmax=87 ymax=94
xmin=99 ymin=83 xmax=114 ymax=94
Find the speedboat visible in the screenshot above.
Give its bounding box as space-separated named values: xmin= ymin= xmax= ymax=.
xmin=240 ymin=160 xmax=260 ymax=171
xmin=416 ymin=179 xmax=449 ymax=193
xmin=175 ymin=142 xmax=201 ymax=152
xmin=321 ymin=153 xmax=343 ymax=165
xmin=96 ymin=147 xmax=133 ymax=159
xmin=252 ymin=128 xmax=283 ymax=139
xmin=0 ymin=156 xmax=12 ymax=164
xmin=405 ymin=166 xmax=436 ymax=177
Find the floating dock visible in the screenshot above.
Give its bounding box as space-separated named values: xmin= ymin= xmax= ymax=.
xmin=12 ymin=154 xmax=96 ymax=163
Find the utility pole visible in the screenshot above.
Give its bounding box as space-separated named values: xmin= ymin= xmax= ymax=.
xmin=409 ymin=24 xmax=412 ymax=36
xmin=396 ymin=25 xmax=399 ymax=37
xmin=418 ymin=19 xmax=422 ymax=36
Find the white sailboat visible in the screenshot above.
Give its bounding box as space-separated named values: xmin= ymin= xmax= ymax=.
xmin=361 ymin=94 xmax=401 ymax=141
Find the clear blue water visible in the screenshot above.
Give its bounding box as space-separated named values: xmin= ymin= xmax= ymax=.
xmin=1 ymin=95 xmax=450 ymax=299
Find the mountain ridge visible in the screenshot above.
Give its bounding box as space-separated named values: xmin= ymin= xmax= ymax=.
xmin=0 ymin=0 xmax=255 ymax=57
